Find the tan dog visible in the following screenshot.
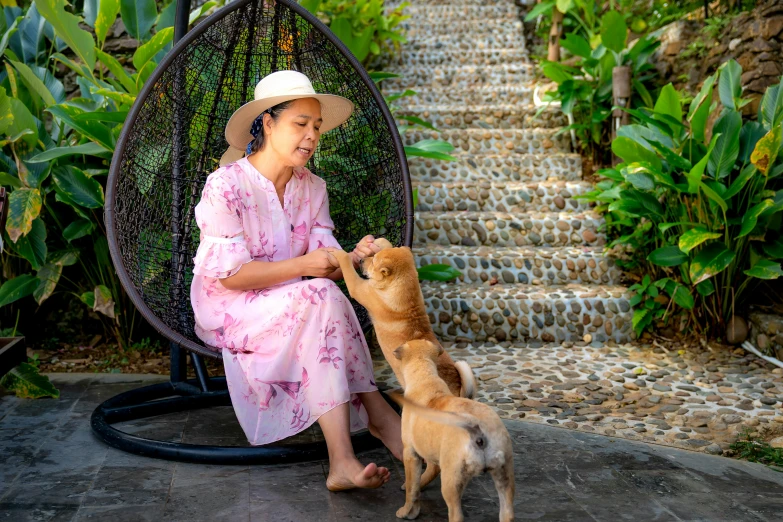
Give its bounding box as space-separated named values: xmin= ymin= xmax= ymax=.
xmin=329 ymin=244 xmax=476 ymax=399
xmin=391 ymin=340 xmax=515 ymax=522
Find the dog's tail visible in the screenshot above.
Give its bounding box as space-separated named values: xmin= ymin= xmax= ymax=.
xmin=455 ymin=360 xmax=477 ymax=399
xmin=389 ymin=393 xmax=480 ymax=431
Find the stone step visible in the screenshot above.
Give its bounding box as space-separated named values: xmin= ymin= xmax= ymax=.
xmin=395 ymin=104 xmax=566 ymax=130
xmin=408 ymin=153 xmax=582 ymax=183
xmin=414 ymin=245 xmax=623 ymax=286
xmin=421 ymin=281 xmax=633 ymax=343
xmin=404 ymin=128 xmax=570 ymax=156
xmin=381 ymin=64 xmax=535 ymax=91
xmin=414 ymin=211 xmax=605 ymax=248
xmin=390 ymin=48 xmax=529 ymax=68
xmin=399 ymin=19 xmax=525 ymax=36
xmin=414 ymin=180 xmax=594 ymax=213
xmin=394 ymin=84 xmax=536 ymax=107
xmin=397 ymin=4 xmax=521 ymax=21
xmin=402 ymin=32 xmax=526 ymax=52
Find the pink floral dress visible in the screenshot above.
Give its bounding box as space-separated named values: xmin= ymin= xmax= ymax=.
xmin=190 ymin=157 xmax=377 ymax=445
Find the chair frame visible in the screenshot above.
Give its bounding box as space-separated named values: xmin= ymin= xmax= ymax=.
xmin=92 ymin=0 xmax=411 ymax=464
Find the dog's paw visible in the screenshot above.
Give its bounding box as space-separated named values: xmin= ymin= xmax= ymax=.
xmin=396 ymin=504 xmax=420 ymax=520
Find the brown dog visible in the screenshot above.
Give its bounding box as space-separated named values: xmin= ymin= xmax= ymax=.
xmin=329 ymin=245 xmax=476 ymax=399
xmin=391 ymin=340 xmax=515 ymax=522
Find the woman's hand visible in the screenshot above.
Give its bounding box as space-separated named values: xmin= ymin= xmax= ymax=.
xmin=351 ymin=235 xmax=383 ymax=266
xmin=299 ymin=248 xmax=340 ymax=278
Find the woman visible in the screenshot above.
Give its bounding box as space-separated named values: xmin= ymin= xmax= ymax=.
xmin=190 ymin=70 xmax=402 ymax=491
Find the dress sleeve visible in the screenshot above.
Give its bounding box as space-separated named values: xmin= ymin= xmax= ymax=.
xmin=192 ymin=174 xmax=252 ymax=278
xmin=308 ymin=185 xmax=343 ymax=252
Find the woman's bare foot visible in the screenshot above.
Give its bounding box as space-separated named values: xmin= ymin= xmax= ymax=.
xmin=326 ymin=460 xmax=390 ymax=491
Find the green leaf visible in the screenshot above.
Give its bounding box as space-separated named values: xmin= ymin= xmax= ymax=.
xmin=645 ymin=139 xmax=692 ymax=172
xmin=8 ymin=99 xmax=37 ymax=149
xmin=6 ymin=188 xmax=42 ymax=243
xmin=0 ymin=362 xmax=59 ymax=399
xmin=679 ymin=227 xmax=721 ymax=253
xmin=632 ymin=308 xmax=650 ymax=334
xmin=120 ymin=0 xmax=158 ymax=41
xmin=404 ymin=147 xmax=457 ymax=162
xmin=707 ymin=110 xmax=742 ymax=179
xmin=15 ymin=218 xmax=47 ymax=270
xmin=612 ymin=137 xmax=662 ymax=171
xmin=556 ymin=0 xmax=573 ymax=13
xmin=690 ymin=96 xmax=713 ymax=144
xmin=27 ymin=143 xmax=111 ymax=164
xmin=524 ymin=0 xmax=554 ymax=21
xmin=718 ymin=59 xmax=742 ymax=111
xmin=95 ymin=0 xmax=120 ymax=47
xmin=600 ymin=10 xmax=626 ymax=53
xmin=46 ymin=105 xmax=115 ymax=150
xmin=687 ymin=132 xmax=720 ymax=193
xmin=63 ymin=218 xmax=95 ymax=241
xmin=36 ymin=0 xmax=96 ymax=70
xmin=751 ymin=124 xmax=782 ymax=176
xmin=48 ymin=249 xmax=79 ymax=267
xmin=762 ymin=238 xmax=783 ymax=259
xmin=80 ymin=291 xmax=95 ymax=308
xmin=541 ymin=62 xmax=574 ymax=84
xmin=9 ymin=60 xmax=55 ymax=107
xmin=744 ymin=258 xmax=783 ymax=279
xmin=132 ymin=27 xmax=174 ymax=71
xmin=0 ymin=275 xmax=39 ymax=308
xmin=654 ymin=84 xmax=682 ymax=126
xmin=647 ymin=246 xmax=688 ymax=267
xmin=669 ymin=284 xmax=694 ymax=310
xmin=330 ymin=16 xmax=353 ymax=51
xmin=96 ymin=49 xmax=137 ymax=95
xmin=699 ymin=181 xmax=727 ymax=213
xmin=760 ymin=82 xmax=783 ymax=129
xmin=156 ymin=0 xmax=177 ymax=30
xmin=0 ymin=173 xmax=22 ymax=189
xmin=738 ymin=199 xmax=774 ymax=238
xmin=724 ymin=164 xmax=757 ymax=200
xmin=696 ymin=278 xmax=715 ymax=296
xmin=687 ymin=73 xmax=716 ymax=122
xmin=299 ymin=0 xmax=320 ymax=14
xmin=417 ymin=264 xmax=462 ymax=282
xmin=34 ymin=262 xmax=63 ymax=305
xmin=739 ymin=121 xmax=767 ymax=164
xmin=0 ymin=87 xmax=12 ymax=136
xmin=561 ymin=33 xmax=591 ymax=59
xmin=52 ymin=166 xmax=104 ymax=209
xmin=689 ymin=242 xmax=736 ymax=285
xmin=625 ymin=171 xmax=655 ymax=191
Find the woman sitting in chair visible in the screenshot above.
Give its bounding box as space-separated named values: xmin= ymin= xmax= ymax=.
xmin=190 ymin=70 xmax=402 ymax=490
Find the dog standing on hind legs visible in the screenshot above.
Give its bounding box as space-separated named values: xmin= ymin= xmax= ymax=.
xmin=390 ymin=340 xmax=515 ymax=522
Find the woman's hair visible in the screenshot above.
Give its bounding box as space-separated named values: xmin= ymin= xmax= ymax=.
xmin=249 ymin=100 xmax=295 ymax=154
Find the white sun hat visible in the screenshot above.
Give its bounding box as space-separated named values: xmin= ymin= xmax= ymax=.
xmin=220 ymin=70 xmax=354 ymax=166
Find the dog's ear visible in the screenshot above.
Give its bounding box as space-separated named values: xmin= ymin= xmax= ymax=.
xmin=380 ymin=267 xmax=391 ymax=277
xmin=393 ymin=344 xmax=406 ymax=360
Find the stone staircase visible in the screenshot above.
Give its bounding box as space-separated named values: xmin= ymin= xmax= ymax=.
xmin=382 ymin=0 xmax=633 ymax=344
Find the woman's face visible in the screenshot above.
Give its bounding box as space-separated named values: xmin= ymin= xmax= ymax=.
xmin=265 ymin=97 xmax=322 ymax=167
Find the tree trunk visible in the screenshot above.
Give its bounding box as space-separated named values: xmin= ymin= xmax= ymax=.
xmin=548 ymin=8 xmax=564 ymax=62
xmin=611 ymin=66 xmax=632 ymax=166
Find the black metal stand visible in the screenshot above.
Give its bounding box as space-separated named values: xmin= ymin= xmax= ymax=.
xmin=90 ymin=352 xmax=389 ymax=465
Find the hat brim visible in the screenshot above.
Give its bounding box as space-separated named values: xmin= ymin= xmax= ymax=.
xmin=224 ymin=93 xmax=355 ymax=152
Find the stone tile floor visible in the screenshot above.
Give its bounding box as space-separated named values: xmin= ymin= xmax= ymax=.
xmin=1 ymin=373 xmax=783 ymax=521
xmin=372 ymin=340 xmax=783 ymax=456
